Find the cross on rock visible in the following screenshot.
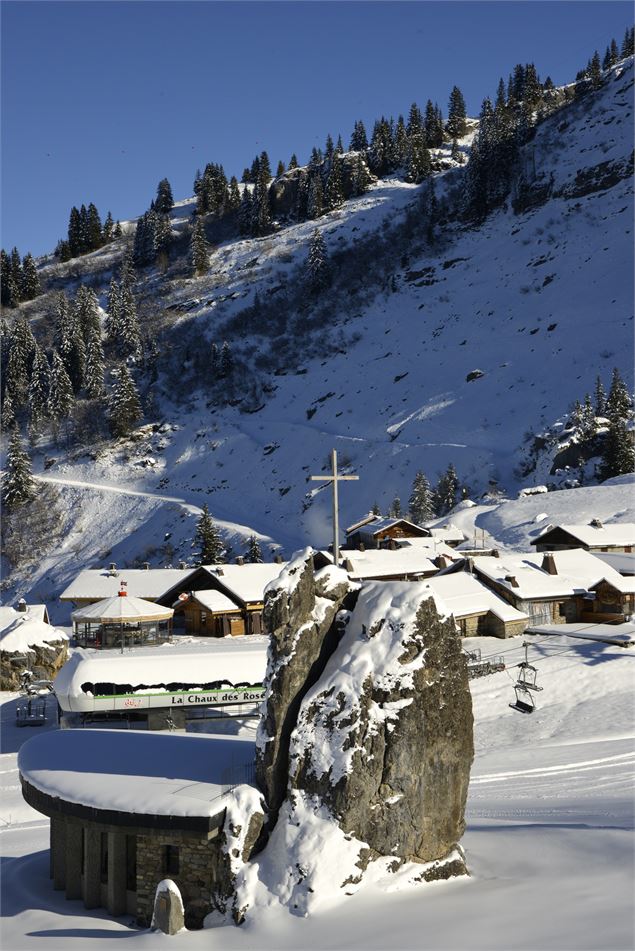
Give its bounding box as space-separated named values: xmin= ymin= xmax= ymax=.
xmin=311 ymin=449 xmax=359 ymax=564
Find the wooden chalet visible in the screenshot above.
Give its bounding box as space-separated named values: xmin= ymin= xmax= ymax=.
xmin=423 ymin=573 xmax=528 ymax=638
xmin=164 ymin=561 xmax=286 ymax=637
xmin=345 ymin=514 xmax=429 ymax=549
xmin=530 ymin=520 xmax=635 ymax=553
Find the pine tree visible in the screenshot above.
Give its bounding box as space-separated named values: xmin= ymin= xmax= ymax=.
xmin=451 ymin=138 xmax=463 ymax=163
xmin=105 ymin=279 xmax=122 ymax=342
xmin=408 ymin=471 xmax=435 ymax=523
xmin=254 ymin=167 xmax=272 ymax=234
xmin=190 ymin=217 xmax=209 ymax=275
xmin=324 ymin=134 xmax=335 ymax=162
xmin=621 ymin=26 xmax=634 ymax=57
xmin=390 ymin=496 xmax=402 ymax=517
xmin=371 ymin=501 xmax=381 ymax=516
xmin=228 ymin=176 xmax=241 ymax=211
xmin=605 ymin=367 xmax=633 ymax=421
xmin=351 ymin=155 xmax=372 ymax=196
xmin=194 ymin=503 xmax=225 ymax=564
xmin=118 ymin=285 xmax=142 ymax=357
xmin=4 ymin=345 xmax=29 ymax=410
xmin=325 ymin=154 xmax=344 ymax=209
xmin=2 ymin=429 xmax=35 ymax=510
xmin=406 ymin=134 xmax=431 ymax=183
xmin=288 ymin=153 xmax=299 ymax=169
xmin=219 ymin=341 xmax=233 ymax=377
xmin=84 ymin=326 xmax=105 ymax=398
xmin=335 ymin=134 xmax=344 ymax=154
xmin=107 ymin=365 xmax=143 ymax=438
xmin=447 ymin=85 xmax=467 ymax=138
xmin=47 ymin=350 xmax=75 ymax=423
xmin=307 ymin=229 xmax=329 ymax=293
xmin=349 ymin=120 xmax=368 ymax=152
xmin=20 ymin=254 xmax=40 ymax=300
xmin=67 ymin=206 xmax=82 ymax=256
xmin=307 ymin=173 xmax=324 ymax=219
xmin=434 ymin=463 xmax=459 ymax=515
xmin=247 ymin=534 xmax=263 ymax=563
xmin=103 ymin=211 xmax=114 ymax=242
xmin=600 ymin=418 xmax=635 ymax=479
xmin=1 ymin=392 xmax=15 ymax=430
xmin=28 ymin=344 xmax=50 ymax=428
xmin=74 ymin=285 xmax=101 ymax=342
xmin=120 ymin=245 xmax=136 ymax=288
xmin=113 ymin=220 xmax=123 ymax=238
xmin=55 ymin=294 xmax=85 ymax=392
xmin=86 ymin=203 xmax=103 ymax=250
xmin=589 ymin=50 xmax=603 ymax=90
xmin=155 ymin=178 xmax=174 ymax=214
xmin=394 ymin=116 xmax=408 ymax=167
xmin=580 ymin=393 xmax=597 ymax=442
xmin=594 ymin=376 xmax=607 ymax=416
xmin=239 ymin=188 xmax=254 ymax=234
xmin=407 ymin=102 xmax=423 ymax=138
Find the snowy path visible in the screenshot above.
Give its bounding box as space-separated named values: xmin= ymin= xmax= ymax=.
xmin=34 ymin=473 xmax=205 ymax=516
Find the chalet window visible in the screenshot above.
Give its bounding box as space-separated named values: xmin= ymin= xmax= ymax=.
xmin=200 ymin=612 xmax=207 ymax=624
xmin=558 ymin=603 xmax=567 ymax=617
xmin=163 ymin=844 xmax=180 ymax=876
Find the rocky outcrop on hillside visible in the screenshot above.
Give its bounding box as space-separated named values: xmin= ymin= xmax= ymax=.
xmin=269 ymin=153 xmax=377 ymax=218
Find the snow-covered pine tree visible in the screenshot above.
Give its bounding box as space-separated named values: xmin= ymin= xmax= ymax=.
xmin=335 ymin=134 xmax=344 ymax=154
xmin=351 ymin=156 xmax=372 ymax=196
xmin=594 ymin=376 xmax=607 ymax=416
xmin=2 ymin=429 xmax=35 ymax=510
xmin=28 ymin=344 xmax=50 ymax=429
xmin=276 ymin=160 xmax=286 ymax=177
xmin=349 ymin=119 xmax=368 ymax=152
xmin=600 ymin=418 xmax=635 ymax=480
xmin=394 ymin=115 xmax=408 ymax=167
xmin=371 ymin=501 xmax=381 ymax=516
xmin=113 ymin=221 xmax=123 ymax=238
xmin=4 ymin=346 xmax=29 ymax=410
xmin=84 ymin=325 xmax=105 ymax=398
xmin=228 ymin=176 xmax=241 ymax=211
xmin=74 ymin=285 xmax=102 ymax=343
xmin=20 ymin=254 xmax=40 ymax=300
xmin=190 ymin=217 xmax=209 ymax=275
xmin=324 ymin=133 xmax=335 ymax=161
xmin=1 ymin=392 xmax=15 ymax=430
xmin=580 ymin=393 xmax=597 ymax=442
xmin=118 ymin=285 xmax=142 ymax=358
xmin=56 ymin=297 xmax=85 ymax=393
xmin=194 ymin=503 xmax=225 ymax=564
xmin=406 ymin=134 xmax=431 ymax=184
xmin=325 ymin=154 xmax=344 ymax=209
xmin=390 ymin=496 xmax=402 ymax=517
xmin=407 ymin=103 xmax=423 ymax=138
xmin=446 ymin=85 xmax=467 ymax=139
xmin=254 ymin=167 xmax=272 ymax=234
xmin=105 ymin=279 xmax=122 ymax=343
xmin=247 ymin=534 xmax=263 ymax=563
xmin=588 ymin=50 xmax=602 ymax=90
xmin=219 ymin=341 xmax=233 ymax=378
xmin=408 ymin=471 xmax=435 ymax=524
xmin=605 ymin=367 xmax=633 ymax=421
xmin=155 ymin=178 xmax=174 ymax=214
xmin=239 ymin=188 xmax=254 ymax=234
xmin=47 ymin=350 xmax=75 ymax=424
xmin=86 ymin=203 xmax=103 ymax=251
xmin=103 ymin=211 xmax=114 ymax=242
xmin=288 ymin=153 xmax=299 ymax=169
xmin=120 ymin=245 xmax=136 ymax=288
xmin=307 ymin=228 xmax=329 ymax=293
xmin=106 ymin=365 xmax=143 ymax=438
xmin=434 ymin=463 xmax=459 ymax=515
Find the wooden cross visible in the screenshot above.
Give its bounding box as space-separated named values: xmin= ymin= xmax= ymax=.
xmin=311 ymin=448 xmax=359 ymax=564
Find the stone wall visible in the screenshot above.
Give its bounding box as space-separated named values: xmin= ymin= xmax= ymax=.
xmin=136 ymin=832 xmax=221 ymax=929
xmin=1 ymin=640 xmax=68 ymax=690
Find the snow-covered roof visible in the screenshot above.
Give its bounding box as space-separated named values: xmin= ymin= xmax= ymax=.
xmin=423 ymin=574 xmax=527 ymax=623
xmin=54 ymin=638 xmax=269 ymax=703
xmin=204 ymin=563 xmax=285 ymax=605
xmin=531 ymin=521 xmax=635 ymax=548
xmin=345 ymin=515 xmax=426 ymax=537
xmin=425 ymin=523 xmax=466 ymax=544
xmin=343 ymin=549 xmax=438 ymax=580
xmin=60 ymin=568 xmax=195 ymax=602
xmin=190 ymin=589 xmax=241 ymax=613
xmin=0 ymin=608 xmax=68 ymax=654
xmin=529 ymin=549 xmax=633 ymax=592
xmin=592 ymin=552 xmax=635 ymax=576
xmin=18 ymin=730 xmax=256 ymax=819
xmin=71 ymin=594 xmax=174 ymax=623
xmin=394 ymin=537 xmax=460 ymax=560
xmin=473 ymin=556 xmax=586 ymax=600
xmin=345 ymin=513 xmax=379 ymax=534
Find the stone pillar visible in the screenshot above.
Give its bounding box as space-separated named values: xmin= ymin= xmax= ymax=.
xmin=83 ymin=827 xmax=102 ymax=909
xmin=50 ymin=816 xmax=66 ymax=890
xmin=107 ymin=832 xmax=127 ymax=916
xmin=64 ymin=821 xmax=83 ymax=900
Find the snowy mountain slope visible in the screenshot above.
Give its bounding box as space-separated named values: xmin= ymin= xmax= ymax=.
xmin=4 ymin=60 xmax=633 ymax=606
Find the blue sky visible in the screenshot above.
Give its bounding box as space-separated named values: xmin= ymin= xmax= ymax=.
xmin=2 ymin=1 xmax=632 ymax=257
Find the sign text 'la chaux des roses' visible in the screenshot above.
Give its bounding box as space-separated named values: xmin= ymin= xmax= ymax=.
xmin=109 ymin=686 xmax=265 ymax=711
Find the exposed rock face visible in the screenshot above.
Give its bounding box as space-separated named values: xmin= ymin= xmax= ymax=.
xmin=288 ymin=584 xmax=473 ymax=868
xmin=1 ymin=641 xmax=69 ymax=690
xmin=268 ymin=153 xmax=377 ymax=219
xmin=255 ymin=551 xmax=353 ymax=824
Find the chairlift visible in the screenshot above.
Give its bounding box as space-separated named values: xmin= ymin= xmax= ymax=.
xmin=516 ymin=642 xmax=543 ymax=692
xmin=509 ymin=682 xmax=536 ymax=714
xmin=16 ymin=696 xmax=47 ymax=727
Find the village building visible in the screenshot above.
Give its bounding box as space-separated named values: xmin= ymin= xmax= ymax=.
xmin=167 ymin=562 xmax=287 ymax=637
xmin=70 ymin=587 xmax=174 ymax=650
xmin=344 ymin=514 xmax=430 ymax=549
xmin=422 ymin=573 xmax=528 ymax=638
xmin=424 ymin=523 xmax=467 ymax=548
xmin=0 ymin=603 xmax=68 ymax=690
xmin=342 ymin=548 xmax=439 ymax=582
xmin=530 ymin=520 xmax=635 ymax=553
xmin=60 ymin=566 xmax=195 ymax=610
xmin=18 ymin=730 xmax=255 ymax=929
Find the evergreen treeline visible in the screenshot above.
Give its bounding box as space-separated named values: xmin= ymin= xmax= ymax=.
xmin=567 ymin=368 xmax=634 ymax=481
xmin=1 ymin=248 xmax=41 ymax=307
xmin=372 ymin=462 xmax=468 ymax=526
xmin=56 ymin=203 xmax=120 ymax=261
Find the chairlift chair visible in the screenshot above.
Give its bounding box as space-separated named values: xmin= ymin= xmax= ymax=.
xmin=516 ymin=641 xmax=543 ymax=691
xmin=509 ymin=682 xmax=536 ymax=714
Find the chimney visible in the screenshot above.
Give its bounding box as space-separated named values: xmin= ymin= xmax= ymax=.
xmin=388 ymin=538 xmax=398 ymax=551
xmin=436 ymin=554 xmax=449 ymax=570
xmin=505 ymin=574 xmax=519 ymax=588
xmin=178 ymin=561 xmax=187 ymax=570
xmin=143 ymin=562 xmax=150 ymax=570
xmin=492 ymin=549 xmax=500 ymax=558
xmin=274 ymin=554 xmax=284 ymax=564
xmin=344 ymin=558 xmax=354 ymax=572
xmin=118 ymin=582 xmax=128 ymax=597
xmin=16 ymin=598 xmax=27 ymax=613
xmin=216 ymin=567 xmax=224 ymax=576
xmin=358 ymin=542 xmax=365 ymax=552
xmin=590 ymin=518 xmax=603 ymax=529
xmin=108 ymin=562 xmax=118 ymax=576
xmin=235 ymin=556 xmax=245 ymax=566
xmin=542 ymin=553 xmax=558 ymax=575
